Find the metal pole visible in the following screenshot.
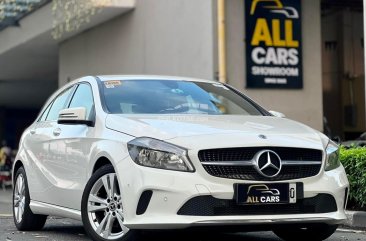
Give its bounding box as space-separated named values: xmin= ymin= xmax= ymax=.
xmin=218 ymin=0 xmax=227 ymax=83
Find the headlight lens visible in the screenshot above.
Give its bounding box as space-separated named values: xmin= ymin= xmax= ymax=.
xmin=325 ymin=140 xmax=340 ymax=171
xmin=127 ymin=137 xmax=194 ymax=172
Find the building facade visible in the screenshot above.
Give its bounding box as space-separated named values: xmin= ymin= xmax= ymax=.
xmin=0 ymin=0 xmax=364 ymax=147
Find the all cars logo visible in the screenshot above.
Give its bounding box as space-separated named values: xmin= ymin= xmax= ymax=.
xmin=246 ymin=184 xmax=281 ymax=204
xmin=245 ymin=0 xmax=303 ymax=89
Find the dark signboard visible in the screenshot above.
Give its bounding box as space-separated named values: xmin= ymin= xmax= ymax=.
xmin=245 ymin=0 xmax=302 ymax=89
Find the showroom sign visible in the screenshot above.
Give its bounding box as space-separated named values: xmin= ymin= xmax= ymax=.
xmin=245 ymin=0 xmax=303 ymax=88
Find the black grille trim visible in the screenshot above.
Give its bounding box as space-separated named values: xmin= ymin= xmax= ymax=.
xmin=344 ymin=188 xmax=349 ymax=209
xmin=202 ymin=165 xmax=321 ymax=181
xmin=136 ymin=190 xmax=153 ymax=215
xmin=198 ymin=147 xmax=323 ymax=181
xmin=177 ymin=194 xmax=337 ymax=216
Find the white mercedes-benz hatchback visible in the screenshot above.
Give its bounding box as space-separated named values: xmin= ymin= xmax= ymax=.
xmin=13 ymin=75 xmax=349 ymax=241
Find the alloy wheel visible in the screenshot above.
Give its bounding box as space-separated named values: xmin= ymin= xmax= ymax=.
xmin=87 ymin=173 xmax=129 ymax=240
xmin=14 ymin=174 xmax=26 ymax=223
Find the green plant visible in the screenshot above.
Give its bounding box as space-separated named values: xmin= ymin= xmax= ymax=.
xmin=340 ymin=146 xmax=366 ymax=208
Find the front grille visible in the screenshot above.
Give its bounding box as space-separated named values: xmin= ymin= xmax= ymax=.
xmin=199 ymin=147 xmax=322 ymax=162
xmin=177 ymin=194 xmax=337 ymax=216
xmin=198 ymin=147 xmax=323 ymax=181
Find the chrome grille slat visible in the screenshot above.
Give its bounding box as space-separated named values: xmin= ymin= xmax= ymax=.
xmin=201 ymin=161 xmax=254 ymax=166
xmin=281 ymin=160 xmax=322 ymax=165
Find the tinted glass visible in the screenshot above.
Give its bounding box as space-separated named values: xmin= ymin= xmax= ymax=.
xmin=39 ymin=102 xmax=53 ymax=122
xmin=102 ymin=80 xmax=262 ymax=115
xmin=46 ymin=87 xmax=74 ymax=121
xmin=68 ymin=84 xmax=95 ymax=120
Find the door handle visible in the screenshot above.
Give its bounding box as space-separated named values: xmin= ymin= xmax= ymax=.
xmin=30 ymin=129 xmax=36 ymax=135
xmin=53 ymin=128 xmax=61 ymax=136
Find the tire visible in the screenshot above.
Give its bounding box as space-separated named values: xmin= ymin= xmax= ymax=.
xmin=273 ymin=224 xmax=338 ymax=241
xmin=81 ymin=165 xmax=137 ymax=241
xmin=13 ymin=166 xmax=47 ymax=231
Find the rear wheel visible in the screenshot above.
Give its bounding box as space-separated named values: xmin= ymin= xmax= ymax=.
xmin=13 ymin=167 xmax=47 ymax=231
xmin=81 ymin=165 xmax=136 ymax=241
xmin=273 ymin=224 xmax=338 ymax=241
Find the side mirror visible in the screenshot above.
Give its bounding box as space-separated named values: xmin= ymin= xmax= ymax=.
xmin=269 ymin=110 xmax=286 ymax=118
xmin=58 ymin=107 xmax=93 ymax=126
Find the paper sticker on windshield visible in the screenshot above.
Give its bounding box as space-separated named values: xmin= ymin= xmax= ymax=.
xmin=213 ymin=83 xmax=229 ymax=90
xmin=104 ymin=80 xmax=122 ymax=88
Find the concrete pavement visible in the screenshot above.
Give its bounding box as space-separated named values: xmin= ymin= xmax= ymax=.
xmin=0 ymin=188 xmax=12 ymax=217
xmin=1 ymin=216 xmax=366 ymax=241
xmin=0 ymin=217 xmax=88 ymax=241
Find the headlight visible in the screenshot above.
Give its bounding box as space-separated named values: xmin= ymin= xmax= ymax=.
xmin=325 ymin=140 xmax=340 ymax=171
xmin=127 ymin=137 xmax=195 ymax=172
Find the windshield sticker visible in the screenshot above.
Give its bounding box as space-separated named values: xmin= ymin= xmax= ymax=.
xmin=171 ymin=89 xmax=184 ymax=94
xmin=104 ymin=80 xmax=122 ymax=88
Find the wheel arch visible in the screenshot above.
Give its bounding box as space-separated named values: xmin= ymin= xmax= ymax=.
xmin=92 ymin=156 xmax=115 ymax=175
xmin=12 ymin=160 xmax=24 ymax=185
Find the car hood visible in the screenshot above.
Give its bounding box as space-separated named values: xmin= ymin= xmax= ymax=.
xmin=106 ymin=114 xmax=327 ymax=150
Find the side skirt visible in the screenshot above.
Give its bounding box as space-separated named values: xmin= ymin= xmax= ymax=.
xmin=30 ymin=200 xmax=82 ymax=221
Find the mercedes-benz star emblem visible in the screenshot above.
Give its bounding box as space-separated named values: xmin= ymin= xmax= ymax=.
xmin=255 ymin=150 xmax=282 ymax=178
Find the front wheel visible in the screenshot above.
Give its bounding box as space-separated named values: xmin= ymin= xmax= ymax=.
xmin=81 ymin=165 xmax=136 ymax=241
xmin=273 ymin=224 xmax=338 ymax=241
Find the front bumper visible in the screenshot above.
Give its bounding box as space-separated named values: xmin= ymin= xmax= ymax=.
xmin=116 ymin=156 xmax=349 ymax=229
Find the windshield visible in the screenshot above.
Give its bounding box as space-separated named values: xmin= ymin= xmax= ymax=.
xmin=101 ymin=79 xmax=263 ymax=115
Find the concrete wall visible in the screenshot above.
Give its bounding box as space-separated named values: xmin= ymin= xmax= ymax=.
xmin=59 ymin=0 xmax=215 ymax=86
xmin=225 ymin=0 xmax=323 ymax=130
xmin=59 ymin=0 xmax=324 ymax=131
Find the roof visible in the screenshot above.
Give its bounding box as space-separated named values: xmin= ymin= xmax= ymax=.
xmin=95 ymin=75 xmax=219 ymax=84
